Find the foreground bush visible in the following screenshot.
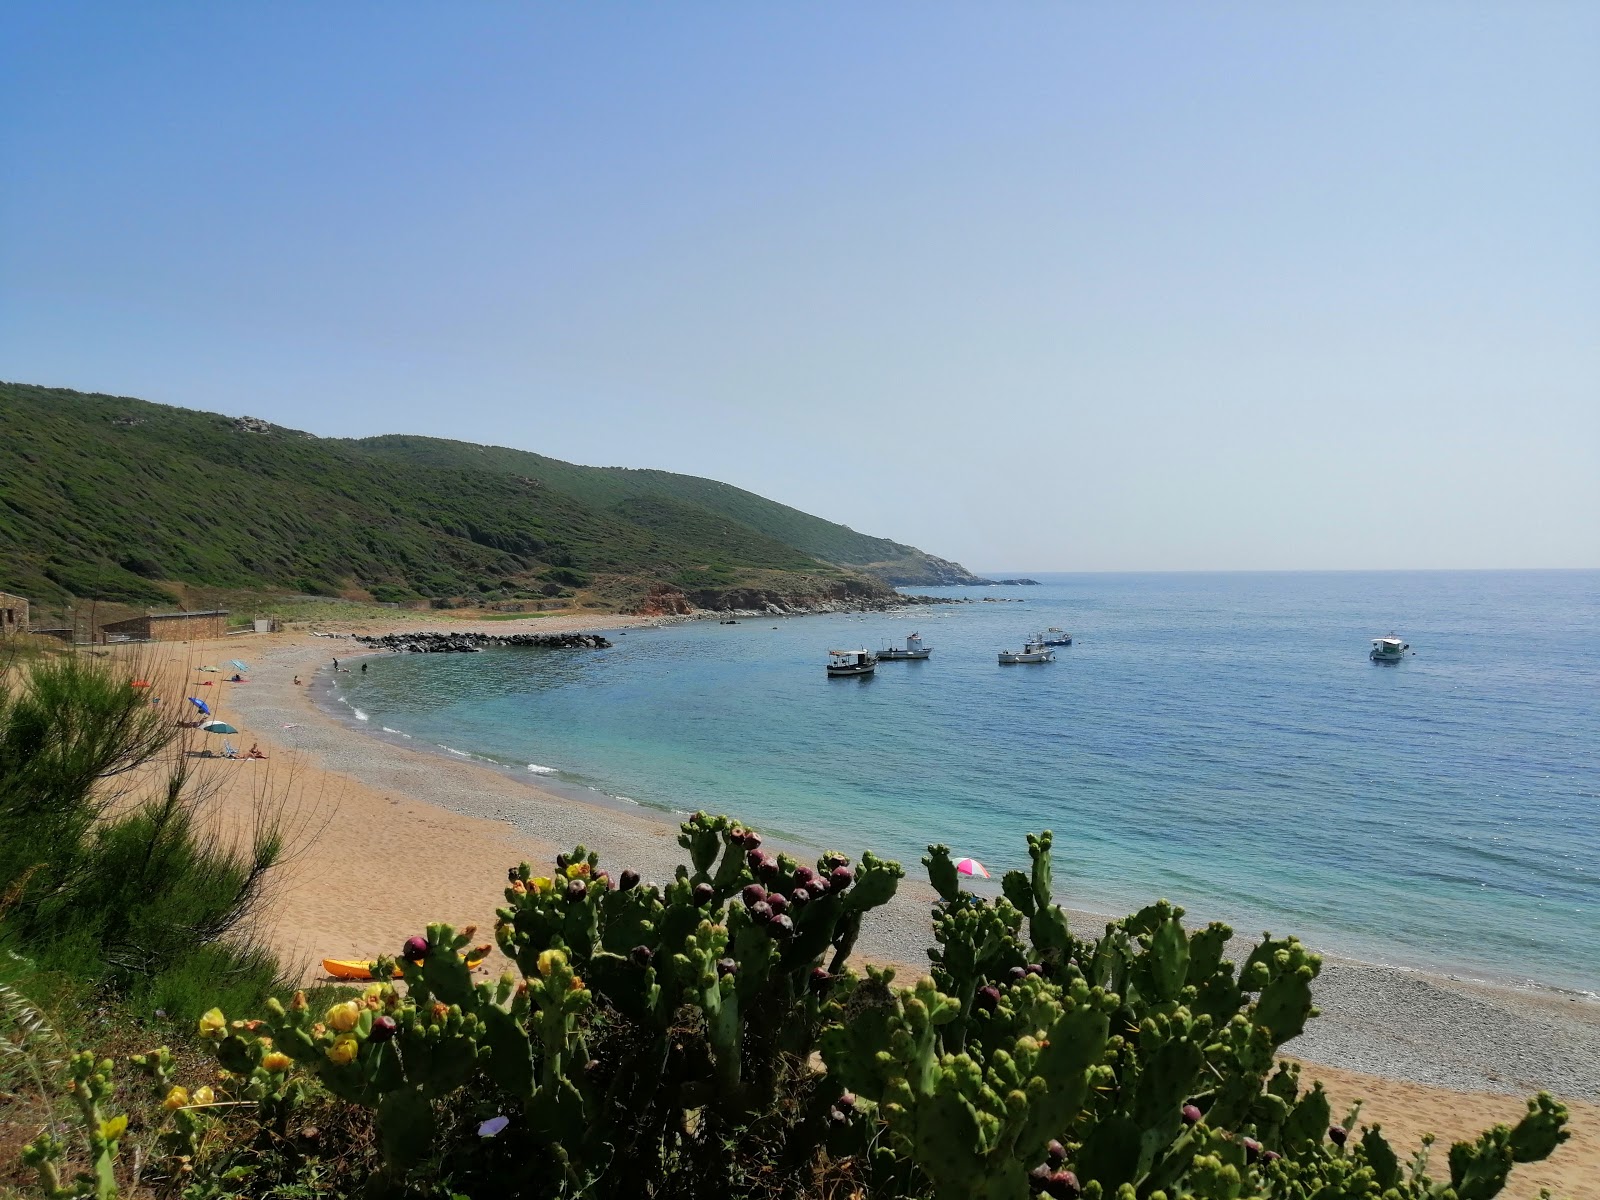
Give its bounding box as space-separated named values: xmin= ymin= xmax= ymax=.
xmin=0 ymin=655 xmax=287 ymax=1016
xmin=18 ymin=817 xmax=1570 ymax=1199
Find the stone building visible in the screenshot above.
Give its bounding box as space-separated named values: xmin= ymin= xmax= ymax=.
xmin=0 ymin=591 xmax=28 ymax=635
xmin=99 ymin=610 xmax=229 ymax=642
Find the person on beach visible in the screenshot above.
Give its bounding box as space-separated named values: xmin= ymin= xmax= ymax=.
xmin=293 ymin=675 xmax=302 ymax=685
xmin=332 ymin=657 xmax=339 ymax=670
xmin=361 ymin=662 xmax=368 ymax=673
xmin=246 ymin=743 xmax=267 ymax=760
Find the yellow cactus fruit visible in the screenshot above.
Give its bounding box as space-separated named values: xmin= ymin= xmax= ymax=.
xmin=163 ymin=1086 xmax=190 ymax=1111
xmin=192 ymin=1085 xmax=215 ymax=1106
xmin=261 ymin=1051 xmax=292 ymax=1073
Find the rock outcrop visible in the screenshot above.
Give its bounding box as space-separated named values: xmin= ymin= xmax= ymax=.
xmin=353 ymin=631 xmax=611 ymax=653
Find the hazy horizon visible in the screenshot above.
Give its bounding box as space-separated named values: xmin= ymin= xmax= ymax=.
xmin=4 ymin=4 xmax=1596 ymax=572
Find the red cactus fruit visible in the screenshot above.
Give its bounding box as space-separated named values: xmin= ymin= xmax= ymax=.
xmin=630 ymin=945 xmax=653 ymax=967
xmin=975 ymin=985 xmax=1001 ymax=1012
xmin=789 ymin=886 xmax=811 ymax=907
xmin=809 ymin=967 xmax=831 ymax=993
xmin=829 ymin=865 xmax=854 ymax=890
xmin=749 ymin=900 xmax=773 ymax=923
xmin=768 ymin=913 xmax=794 ymax=937
xmin=402 ymin=935 xmax=430 ymax=961
xmin=1043 ymin=1171 xmax=1080 ymax=1199
xmin=1025 ymin=963 xmax=1043 ymax=976
xmin=1029 ymin=1164 xmax=1051 ymax=1193
xmin=692 ymin=882 xmax=715 ymax=906
xmin=1046 ymin=1139 xmax=1065 ymax=1165
xmin=370 ymin=1015 xmax=398 ymax=1042
xmin=766 ymin=892 xmax=789 ymax=915
xmin=742 ymin=883 xmax=767 ymax=907
xmin=1242 ymin=1137 xmax=1262 ymax=1163
xmin=565 ymin=878 xmax=587 ymax=902
xmin=1009 ymin=965 xmax=1027 ymax=981
xmin=1182 ymin=1104 xmax=1203 ymax=1125
xmin=1328 ymin=1125 xmax=1347 ymax=1147
xmin=716 ymin=957 xmax=737 ymax=978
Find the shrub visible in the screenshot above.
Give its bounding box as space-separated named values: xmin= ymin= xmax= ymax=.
xmin=17 ymin=818 xmax=1571 ymax=1199
xmin=0 ymin=654 xmax=290 ymax=1018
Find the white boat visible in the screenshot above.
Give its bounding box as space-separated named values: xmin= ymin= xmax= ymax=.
xmin=1370 ymin=635 xmax=1409 ymax=663
xmin=1036 ymin=628 xmax=1072 ymax=646
xmin=827 ymin=649 xmax=877 ymax=677
xmin=998 ymin=639 xmax=1055 ymax=665
xmin=878 ymin=632 xmax=932 ymax=660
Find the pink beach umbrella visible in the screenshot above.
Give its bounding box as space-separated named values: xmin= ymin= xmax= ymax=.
xmin=954 ymin=857 xmax=990 ymax=879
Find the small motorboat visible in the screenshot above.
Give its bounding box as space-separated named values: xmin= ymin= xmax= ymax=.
xmin=999 ymin=640 xmax=1055 ymax=665
xmin=1370 ymin=635 xmax=1410 ymax=663
xmin=1036 ymin=628 xmax=1072 ymax=646
xmin=827 ymin=649 xmax=877 ymax=677
xmin=878 ymin=632 xmax=932 ymax=660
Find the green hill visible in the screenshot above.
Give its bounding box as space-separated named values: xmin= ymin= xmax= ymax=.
xmin=0 ymin=382 xmax=982 ymax=615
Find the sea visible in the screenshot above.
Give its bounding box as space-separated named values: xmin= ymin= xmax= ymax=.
xmin=332 ymin=570 xmax=1600 ymax=994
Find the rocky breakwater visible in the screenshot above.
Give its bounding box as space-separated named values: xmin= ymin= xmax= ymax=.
xmin=354 ymin=631 xmax=612 ymax=654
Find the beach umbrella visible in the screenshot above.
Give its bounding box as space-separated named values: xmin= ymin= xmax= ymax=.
xmin=199 ymin=720 xmax=239 ymax=735
xmin=188 ymin=697 xmax=211 ymax=715
xmin=229 ymin=660 xmax=250 ymax=672
xmin=954 ymin=857 xmax=990 ymax=879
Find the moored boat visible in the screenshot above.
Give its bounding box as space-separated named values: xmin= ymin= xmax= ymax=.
xmin=998 ymin=639 xmax=1055 ymax=665
xmin=827 ymin=649 xmax=877 ymax=677
xmin=878 ymin=632 xmax=932 ymax=660
xmin=1037 ymin=627 xmax=1072 ymax=646
xmin=1370 ymin=635 xmax=1409 ymax=663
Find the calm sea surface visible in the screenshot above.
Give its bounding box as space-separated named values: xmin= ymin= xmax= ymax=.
xmin=334 ymin=571 xmax=1600 ymax=992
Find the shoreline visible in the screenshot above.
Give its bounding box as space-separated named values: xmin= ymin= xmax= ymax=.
xmin=314 ymin=652 xmax=1597 ymax=1004
xmin=312 ymin=627 xmax=1595 ymax=1006
xmin=122 ymin=615 xmax=1600 ymax=1192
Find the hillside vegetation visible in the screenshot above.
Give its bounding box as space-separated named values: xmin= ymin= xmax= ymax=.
xmin=0 ymin=382 xmax=983 ymax=614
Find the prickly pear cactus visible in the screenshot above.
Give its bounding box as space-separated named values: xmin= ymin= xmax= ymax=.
xmin=27 ymin=819 xmax=1569 ymax=1200
xmin=821 ymin=829 xmax=1572 ymax=1200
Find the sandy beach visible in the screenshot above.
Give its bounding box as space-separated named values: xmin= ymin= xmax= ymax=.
xmin=131 ymin=616 xmax=1597 ymax=1196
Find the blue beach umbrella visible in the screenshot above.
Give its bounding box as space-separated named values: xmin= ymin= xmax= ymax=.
xmin=199 ymin=720 xmax=239 ymax=735
xmin=229 ymin=660 xmax=250 ymax=672
xmin=188 ymin=697 xmax=211 ymax=716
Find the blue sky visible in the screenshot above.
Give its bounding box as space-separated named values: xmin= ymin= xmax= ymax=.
xmin=3 ymin=3 xmax=1596 ymax=570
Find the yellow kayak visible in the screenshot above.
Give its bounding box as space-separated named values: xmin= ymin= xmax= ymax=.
xmin=322 ymin=945 xmax=492 ymax=981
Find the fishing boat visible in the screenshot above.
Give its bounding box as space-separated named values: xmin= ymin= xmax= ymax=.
xmin=998 ymin=639 xmax=1055 ymax=665
xmin=878 ymin=632 xmax=932 ymax=660
xmin=1370 ymin=635 xmax=1409 ymax=663
xmin=1036 ymin=628 xmax=1072 ymax=646
xmin=827 ymin=649 xmax=877 ymax=677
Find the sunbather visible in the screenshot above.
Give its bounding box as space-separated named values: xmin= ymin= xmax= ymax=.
xmin=246 ymin=743 xmax=268 ymax=760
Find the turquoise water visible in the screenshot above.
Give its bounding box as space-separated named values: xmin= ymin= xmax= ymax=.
xmin=335 ymin=571 xmax=1600 ymax=993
